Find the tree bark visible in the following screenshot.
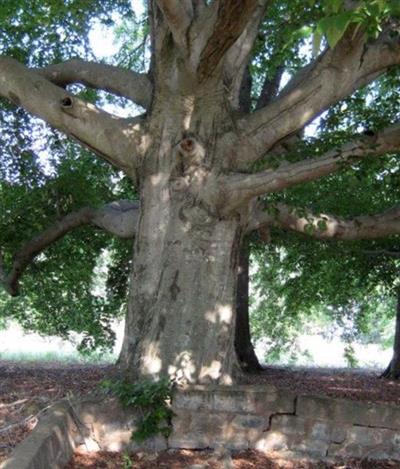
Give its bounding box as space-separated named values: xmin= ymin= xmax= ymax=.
xmin=234 ymin=240 xmax=263 ymax=372
xmin=381 ymin=288 xmax=400 ymax=380
xmin=117 ymin=175 xmax=243 ymax=384
xmin=249 ymin=204 xmax=400 ymax=241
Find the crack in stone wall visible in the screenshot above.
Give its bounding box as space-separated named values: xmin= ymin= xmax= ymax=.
xmin=263 ymin=395 xmax=298 ymax=432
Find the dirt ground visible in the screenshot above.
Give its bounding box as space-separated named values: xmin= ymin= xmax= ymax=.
xmin=1 ymin=361 xmax=400 ymax=468
xmin=66 ymin=448 xmax=400 ymax=469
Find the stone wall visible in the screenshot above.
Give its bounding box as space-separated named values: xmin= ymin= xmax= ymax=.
xmin=171 ymin=385 xmax=400 ymax=460
xmin=2 ymin=384 xmax=400 ymax=468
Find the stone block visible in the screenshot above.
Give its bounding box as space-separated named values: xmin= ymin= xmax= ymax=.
xmin=212 ymin=387 xmax=295 ymax=416
xmin=170 ymin=409 xmax=234 ymax=449
xmin=330 ymin=426 xmax=347 ymax=444
xmin=174 ymin=385 xmax=296 ymax=417
xmin=328 ymin=426 xmax=400 ymax=460
xmin=0 ymin=401 xmax=76 ymax=469
xmin=255 ymin=432 xmax=289 ymax=452
xmin=129 ymin=436 xmax=168 ymax=453
xmin=212 ymin=390 xmax=255 ymax=413
xmin=253 ymin=392 xmax=297 ymax=417
xmin=290 ymin=438 xmax=329 ymax=458
xmin=297 ymin=396 xmax=400 ymax=430
xmin=231 ymin=414 xmax=266 ymax=430
xmin=266 ymin=415 xmax=332 ymax=457
xmin=173 ymin=390 xmax=214 ymax=411
xmin=270 ymin=415 xmax=306 ymax=435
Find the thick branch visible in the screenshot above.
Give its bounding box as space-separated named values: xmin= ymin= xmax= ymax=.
xmin=197 ymin=0 xmax=263 ymax=81
xmin=223 ymin=1 xmax=268 ymax=108
xmin=220 ymin=123 xmax=400 ymax=208
xmin=229 ymin=24 xmax=400 ymax=166
xmin=0 ymin=56 xmax=143 ymax=175
xmin=155 ymin=0 xmax=193 ymax=51
xmin=92 ymin=200 xmax=139 ymax=239
xmin=0 ymin=201 xmax=139 ymax=296
xmin=249 ymin=203 xmax=400 ymax=241
xmin=38 ymin=59 xmax=153 ymax=109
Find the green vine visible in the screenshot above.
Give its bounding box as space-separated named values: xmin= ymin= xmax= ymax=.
xmin=101 ymin=377 xmax=174 ymax=442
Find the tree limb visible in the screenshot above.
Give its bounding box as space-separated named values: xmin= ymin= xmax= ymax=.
xmin=248 ymin=203 xmax=400 ymax=241
xmin=154 ymin=0 xmax=193 ymax=51
xmin=197 ymin=0 xmax=264 ymax=81
xmin=0 ymin=56 xmax=144 ymax=176
xmin=92 ymin=200 xmax=139 ymax=238
xmin=227 ymin=24 xmax=400 ymax=167
xmin=38 ymin=59 xmax=153 ymax=109
xmin=220 ymin=122 xmax=400 ymax=209
xmin=223 ymin=1 xmax=269 ymax=108
xmin=0 ymin=201 xmax=139 ymax=296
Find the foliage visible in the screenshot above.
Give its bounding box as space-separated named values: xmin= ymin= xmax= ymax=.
xmin=344 ymin=344 xmax=359 ymax=368
xmin=122 ymin=452 xmax=133 ymax=469
xmin=313 ymin=0 xmax=400 ymax=50
xmin=101 ymin=377 xmax=174 ymax=442
xmin=0 ymin=141 xmax=133 ymax=351
xmin=248 ymin=5 xmax=400 ymax=362
xmin=0 ymin=0 xmax=139 ymax=351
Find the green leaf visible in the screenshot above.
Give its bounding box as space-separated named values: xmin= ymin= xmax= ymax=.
xmin=317 ymin=11 xmax=355 ymax=48
xmin=317 ymin=219 xmax=328 ymax=231
xmin=296 ymin=25 xmax=314 ymax=39
xmin=318 ymin=11 xmax=354 ymax=48
xmin=312 ymin=29 xmax=323 ymax=57
xmin=388 ymin=0 xmax=400 ymax=17
xmin=304 ymin=223 xmax=315 ymax=235
xmin=324 ymin=0 xmax=344 ymax=15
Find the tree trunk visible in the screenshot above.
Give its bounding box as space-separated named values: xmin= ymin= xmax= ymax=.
xmin=118 ymin=165 xmax=243 ymax=384
xmin=381 ymin=288 xmax=400 ymax=379
xmin=234 ymin=240 xmax=263 ymax=372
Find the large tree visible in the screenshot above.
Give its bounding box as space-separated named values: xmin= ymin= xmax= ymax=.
xmin=1 ymin=0 xmax=400 ymax=383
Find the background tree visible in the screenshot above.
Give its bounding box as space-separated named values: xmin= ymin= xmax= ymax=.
xmin=235 ymin=1 xmax=400 ymax=374
xmin=1 ymin=0 xmax=400 ymax=383
xmin=248 ymin=67 xmax=400 ymax=375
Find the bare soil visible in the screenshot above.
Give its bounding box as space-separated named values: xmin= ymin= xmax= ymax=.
xmin=1 ymin=361 xmax=400 ymax=468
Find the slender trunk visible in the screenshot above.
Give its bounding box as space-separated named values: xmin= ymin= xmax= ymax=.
xmin=234 ymin=240 xmax=263 ymax=372
xmin=233 ymin=66 xmax=263 ymax=373
xmin=381 ymin=288 xmax=400 ymax=379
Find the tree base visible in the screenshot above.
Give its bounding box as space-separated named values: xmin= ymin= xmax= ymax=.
xmin=237 ymin=351 xmax=264 ymax=374
xmin=380 ymin=360 xmax=400 ymax=380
